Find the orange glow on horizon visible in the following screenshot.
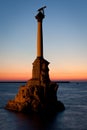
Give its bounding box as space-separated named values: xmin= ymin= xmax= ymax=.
xmin=0 ymin=72 xmax=32 ymax=81
xmin=50 ymin=71 xmax=87 ymax=81
xmin=0 ymin=71 xmax=87 ymax=81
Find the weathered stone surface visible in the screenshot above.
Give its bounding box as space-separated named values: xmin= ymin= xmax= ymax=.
xmin=5 ymin=82 xmax=60 ymax=112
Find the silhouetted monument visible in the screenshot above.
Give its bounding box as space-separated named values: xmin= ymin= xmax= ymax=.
xmin=5 ymin=7 xmax=65 ymax=113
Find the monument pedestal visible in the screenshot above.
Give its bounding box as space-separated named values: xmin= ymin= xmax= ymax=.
xmin=6 ymin=57 xmax=65 ymax=113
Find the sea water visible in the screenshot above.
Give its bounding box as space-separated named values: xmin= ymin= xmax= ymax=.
xmin=0 ymin=82 xmax=87 ymax=130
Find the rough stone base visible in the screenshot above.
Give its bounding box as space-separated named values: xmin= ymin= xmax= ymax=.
xmin=5 ymin=81 xmax=65 ymax=113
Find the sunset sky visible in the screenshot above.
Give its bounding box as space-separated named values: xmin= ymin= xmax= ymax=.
xmin=0 ymin=0 xmax=87 ymax=81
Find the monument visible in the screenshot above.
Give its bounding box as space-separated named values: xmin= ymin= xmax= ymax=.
xmin=5 ymin=7 xmax=65 ymax=113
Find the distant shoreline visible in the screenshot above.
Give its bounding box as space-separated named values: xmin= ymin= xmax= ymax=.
xmin=55 ymin=81 xmax=70 ymax=83
xmin=0 ymin=81 xmax=27 ymax=83
xmin=0 ymin=80 xmax=87 ymax=83
xmin=0 ymin=80 xmax=70 ymax=83
xmin=0 ymin=81 xmax=70 ymax=83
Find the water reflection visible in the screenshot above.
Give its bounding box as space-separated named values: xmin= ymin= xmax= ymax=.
xmin=13 ymin=112 xmax=59 ymax=130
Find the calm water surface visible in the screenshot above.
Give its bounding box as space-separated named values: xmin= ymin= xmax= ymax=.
xmin=0 ymin=82 xmax=87 ymax=130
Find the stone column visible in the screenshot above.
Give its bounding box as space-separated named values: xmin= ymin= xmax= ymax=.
xmin=35 ymin=11 xmax=45 ymax=58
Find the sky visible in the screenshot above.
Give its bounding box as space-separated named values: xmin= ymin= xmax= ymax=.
xmin=0 ymin=0 xmax=87 ymax=81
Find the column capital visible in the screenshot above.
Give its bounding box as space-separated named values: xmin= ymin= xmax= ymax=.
xmin=35 ymin=6 xmax=46 ymax=22
xmin=35 ymin=12 xmax=45 ymax=22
